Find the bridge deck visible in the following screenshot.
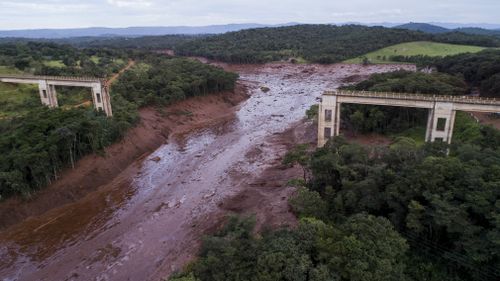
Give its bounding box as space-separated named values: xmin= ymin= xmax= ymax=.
xmin=0 ymin=74 xmax=105 ymax=83
xmin=325 ymin=90 xmax=500 ymax=106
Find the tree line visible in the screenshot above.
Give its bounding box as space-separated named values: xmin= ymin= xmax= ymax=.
xmin=384 ymin=49 xmax=500 ymax=98
xmin=172 ymin=25 xmax=500 ymax=64
xmin=0 ymin=41 xmax=129 ymax=77
xmin=0 ymin=46 xmax=238 ymax=199
xmin=340 ymin=70 xmax=467 ymax=134
xmin=170 ymin=118 xmax=500 ymax=281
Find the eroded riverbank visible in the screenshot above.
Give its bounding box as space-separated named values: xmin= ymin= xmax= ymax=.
xmin=0 ymin=63 xmax=415 ymax=281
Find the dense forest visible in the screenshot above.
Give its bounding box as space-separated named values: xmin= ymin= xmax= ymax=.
xmin=434 ymin=50 xmax=500 ymax=98
xmin=0 ymin=41 xmax=129 ymax=77
xmin=173 ymin=25 xmax=500 ymax=64
xmin=112 ymin=56 xmax=237 ymax=106
xmin=171 ymin=118 xmax=500 ymax=281
xmin=0 ymin=43 xmax=238 ymax=199
xmin=340 ymin=71 xmax=468 ymax=134
xmin=384 ymin=49 xmax=500 ymax=98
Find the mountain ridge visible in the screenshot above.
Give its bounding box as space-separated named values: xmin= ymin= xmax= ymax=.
xmin=1 ymin=22 xmax=500 ymax=39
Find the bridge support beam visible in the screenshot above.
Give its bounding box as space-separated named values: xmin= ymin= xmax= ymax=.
xmin=38 ymin=81 xmax=58 ymax=108
xmin=318 ymin=95 xmax=341 ymax=147
xmin=91 ymin=83 xmax=113 ymax=117
xmin=425 ymin=102 xmax=456 ymax=144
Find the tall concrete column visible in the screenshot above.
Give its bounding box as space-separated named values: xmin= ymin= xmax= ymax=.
xmin=48 ymin=84 xmax=59 ymax=107
xmin=101 ymin=85 xmax=113 ymax=117
xmin=38 ymin=81 xmax=58 ymax=108
xmin=425 ymin=102 xmax=456 ymax=143
xmin=335 ymin=102 xmax=341 ymax=136
xmin=425 ymin=108 xmax=434 ymax=142
xmin=317 ymin=95 xmax=340 ymax=147
xmin=38 ymin=80 xmax=51 ymax=107
xmin=91 ymin=82 xmax=113 ymax=117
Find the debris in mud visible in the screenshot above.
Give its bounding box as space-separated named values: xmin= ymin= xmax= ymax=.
xmin=271 ymin=114 xmax=285 ymax=118
xmin=203 ymin=190 xmax=216 ymax=199
xmin=150 ymin=156 xmax=162 ymax=162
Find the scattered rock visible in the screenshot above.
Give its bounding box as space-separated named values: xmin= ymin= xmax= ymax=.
xmin=260 ymin=86 xmax=271 ymax=93
xmin=150 ymin=156 xmax=161 ymax=162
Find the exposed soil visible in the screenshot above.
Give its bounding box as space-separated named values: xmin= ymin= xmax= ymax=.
xmin=107 ymin=60 xmax=136 ymax=86
xmin=0 ymin=84 xmax=248 ymax=230
xmin=0 ymin=62 xmax=415 ymax=281
xmin=470 ymin=112 xmax=500 ymax=129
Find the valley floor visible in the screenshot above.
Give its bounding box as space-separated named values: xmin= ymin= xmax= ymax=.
xmin=0 ymin=62 xmax=415 ymax=281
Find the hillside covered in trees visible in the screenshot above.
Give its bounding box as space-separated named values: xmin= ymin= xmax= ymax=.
xmin=340 ymin=70 xmax=468 ymax=134
xmin=385 ymin=49 xmax=500 ymax=98
xmin=174 ymin=25 xmax=500 ymax=64
xmin=171 ymin=118 xmax=500 ymax=281
xmin=0 ymin=43 xmax=238 ymax=199
xmin=434 ymin=50 xmax=500 ymax=98
xmin=0 ymin=41 xmax=130 ymax=77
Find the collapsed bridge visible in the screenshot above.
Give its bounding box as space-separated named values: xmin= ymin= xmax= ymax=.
xmin=318 ymin=90 xmax=500 ymax=147
xmin=0 ymin=74 xmax=113 ymax=117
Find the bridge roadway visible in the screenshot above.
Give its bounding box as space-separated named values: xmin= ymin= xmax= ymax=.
xmin=0 ymin=74 xmax=112 ymax=117
xmin=318 ymin=90 xmax=500 ymax=147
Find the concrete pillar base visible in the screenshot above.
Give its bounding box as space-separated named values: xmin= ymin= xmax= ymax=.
xmin=317 ymin=95 xmax=340 ymax=147
xmin=425 ymin=102 xmax=456 ymax=144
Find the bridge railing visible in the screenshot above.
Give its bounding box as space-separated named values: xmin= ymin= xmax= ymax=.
xmin=0 ymin=74 xmax=106 ymax=83
xmin=325 ymin=90 xmax=500 ymax=106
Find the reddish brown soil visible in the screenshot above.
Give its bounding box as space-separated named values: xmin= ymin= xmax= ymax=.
xmin=107 ymin=60 xmax=135 ymax=86
xmin=0 ymin=62 xmax=415 ymax=281
xmin=219 ymin=121 xmax=316 ymax=231
xmin=471 ymin=112 xmax=500 ymax=129
xmin=0 ymin=84 xmax=248 ymax=230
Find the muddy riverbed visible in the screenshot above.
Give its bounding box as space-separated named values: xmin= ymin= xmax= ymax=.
xmin=0 ymin=63 xmax=415 ymax=281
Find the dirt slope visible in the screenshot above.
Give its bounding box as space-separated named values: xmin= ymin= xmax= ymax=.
xmin=0 ymin=85 xmax=248 ymax=230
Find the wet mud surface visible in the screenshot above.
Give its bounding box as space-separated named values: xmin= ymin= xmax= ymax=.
xmin=0 ymin=63 xmax=415 ymax=281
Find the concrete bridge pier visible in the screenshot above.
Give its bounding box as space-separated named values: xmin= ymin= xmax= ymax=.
xmin=38 ymin=80 xmax=58 ymax=108
xmin=318 ymin=95 xmax=341 ymax=147
xmin=91 ymin=83 xmax=113 ymax=117
xmin=425 ymin=102 xmax=456 ymax=144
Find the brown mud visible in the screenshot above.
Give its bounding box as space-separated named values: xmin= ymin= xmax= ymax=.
xmin=471 ymin=112 xmax=500 ymax=129
xmin=0 ymin=62 xmax=415 ymax=281
xmin=0 ymin=85 xmax=248 ymax=230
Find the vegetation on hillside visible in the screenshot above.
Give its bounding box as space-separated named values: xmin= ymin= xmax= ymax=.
xmin=433 ymin=49 xmax=500 ymax=98
xmin=0 ymin=41 xmax=129 ymax=77
xmin=170 ymin=120 xmax=500 ymax=281
xmin=174 ymin=25 xmax=500 ymax=64
xmin=0 ymin=43 xmax=238 ymax=199
xmin=340 ymin=70 xmax=467 ymax=134
xmin=112 ymin=57 xmax=237 ymax=106
xmin=344 ymin=41 xmax=487 ymax=64
xmin=387 ymin=49 xmax=500 ymax=98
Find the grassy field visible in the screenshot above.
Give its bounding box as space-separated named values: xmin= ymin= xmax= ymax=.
xmin=43 ymin=60 xmax=65 ymax=68
xmin=344 ymin=41 xmax=488 ymax=64
xmin=0 ymin=66 xmax=22 ymax=75
xmin=0 ymin=83 xmax=40 ymax=118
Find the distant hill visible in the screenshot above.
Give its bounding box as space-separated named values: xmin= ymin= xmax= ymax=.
xmin=455 ymin=28 xmax=500 ymax=37
xmin=0 ymin=23 xmax=298 ymax=39
xmin=394 ymin=22 xmax=500 ymax=38
xmin=174 ymin=24 xmax=500 ymax=64
xmin=174 ymin=25 xmax=431 ymax=64
xmin=394 ymin=23 xmax=449 ymax=34
xmin=344 ymin=41 xmax=488 ymax=64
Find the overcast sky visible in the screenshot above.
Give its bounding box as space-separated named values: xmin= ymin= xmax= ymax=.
xmin=0 ymin=0 xmax=499 ymax=30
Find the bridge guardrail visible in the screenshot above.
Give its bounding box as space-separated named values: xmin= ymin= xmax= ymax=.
xmin=325 ymin=90 xmax=500 ymax=106
xmin=0 ymin=74 xmax=106 ymax=83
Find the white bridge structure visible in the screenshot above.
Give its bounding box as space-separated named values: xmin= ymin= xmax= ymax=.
xmin=318 ymin=90 xmax=500 ymax=147
xmin=0 ymin=74 xmax=113 ymax=117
